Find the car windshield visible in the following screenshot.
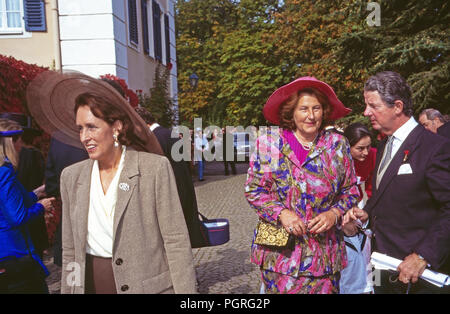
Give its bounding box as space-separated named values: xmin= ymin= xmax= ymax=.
xmin=234 ymin=133 xmax=249 ymax=144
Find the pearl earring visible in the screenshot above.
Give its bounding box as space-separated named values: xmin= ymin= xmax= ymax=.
xmin=113 ymin=134 xmax=119 ymax=147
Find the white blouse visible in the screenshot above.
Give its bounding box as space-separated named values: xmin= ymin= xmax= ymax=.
xmin=86 ymin=147 xmax=126 ymax=257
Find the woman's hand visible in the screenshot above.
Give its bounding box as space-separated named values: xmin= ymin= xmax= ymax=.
xmin=342 ymin=207 xmax=369 ymax=226
xmin=38 ymin=197 xmax=56 ymax=211
xmin=33 ymin=184 xmax=46 ymax=199
xmin=279 ymin=209 xmax=307 ymax=237
xmin=307 ymin=209 xmax=339 ymax=234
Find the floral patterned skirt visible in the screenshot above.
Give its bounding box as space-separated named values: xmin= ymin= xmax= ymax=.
xmin=261 ymin=269 xmax=340 ymax=294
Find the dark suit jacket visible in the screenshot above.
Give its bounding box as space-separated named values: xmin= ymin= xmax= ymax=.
xmin=16 ymin=147 xmax=47 ymax=257
xmin=45 ymin=137 xmax=88 ymax=265
xmin=152 ymin=126 xmax=206 ymax=248
xmin=365 ymin=124 xmax=450 ymax=272
xmin=45 ymin=137 xmax=89 ymax=197
xmin=437 ymin=121 xmax=450 ymax=140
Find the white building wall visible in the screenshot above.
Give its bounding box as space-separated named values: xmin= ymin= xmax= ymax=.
xmin=56 ymin=0 xmax=178 ymax=122
xmin=58 ymin=0 xmax=128 ymax=81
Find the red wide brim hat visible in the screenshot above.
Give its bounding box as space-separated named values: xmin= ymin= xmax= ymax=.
xmin=263 ymin=76 xmax=351 ymax=125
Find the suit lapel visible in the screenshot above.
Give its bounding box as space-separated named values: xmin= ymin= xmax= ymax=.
xmin=369 ymin=126 xmax=423 ymax=210
xmin=74 ymin=159 xmax=94 ymax=253
xmin=373 ymin=138 xmax=387 ymax=190
xmin=112 ymin=148 xmax=140 ymax=247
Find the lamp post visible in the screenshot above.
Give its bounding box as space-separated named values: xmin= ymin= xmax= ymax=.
xmin=189 ymin=73 xmax=199 ymax=91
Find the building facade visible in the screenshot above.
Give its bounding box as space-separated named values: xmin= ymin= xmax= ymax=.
xmin=0 ymin=0 xmax=178 ymax=117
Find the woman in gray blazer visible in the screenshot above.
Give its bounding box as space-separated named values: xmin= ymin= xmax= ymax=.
xmin=26 ymin=71 xmax=197 ymax=294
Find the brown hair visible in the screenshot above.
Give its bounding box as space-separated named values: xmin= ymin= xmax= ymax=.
xmin=74 ymin=92 xmax=146 ymax=148
xmin=278 ymin=88 xmax=332 ymax=130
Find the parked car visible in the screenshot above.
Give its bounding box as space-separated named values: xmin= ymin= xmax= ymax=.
xmin=233 ymin=132 xmax=254 ymax=162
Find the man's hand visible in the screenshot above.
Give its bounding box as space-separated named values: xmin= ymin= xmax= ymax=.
xmin=342 ymin=207 xmax=368 ymax=226
xmin=397 ymin=253 xmax=427 ymax=284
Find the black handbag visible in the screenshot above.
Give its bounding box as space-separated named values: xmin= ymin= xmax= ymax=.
xmin=194 ymin=213 xmax=230 ymax=248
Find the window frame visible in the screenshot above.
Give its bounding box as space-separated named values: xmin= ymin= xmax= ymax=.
xmin=0 ymin=0 xmax=25 ymax=35
xmin=127 ymin=0 xmax=139 ymax=48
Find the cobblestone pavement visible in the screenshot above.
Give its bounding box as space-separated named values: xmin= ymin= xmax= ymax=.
xmin=44 ymin=161 xmax=261 ymax=294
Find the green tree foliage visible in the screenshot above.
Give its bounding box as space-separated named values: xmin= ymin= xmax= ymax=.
xmin=176 ymin=0 xmax=449 ymax=128
xmin=140 ymin=64 xmax=175 ymax=128
xmin=334 ymin=0 xmax=449 ymax=116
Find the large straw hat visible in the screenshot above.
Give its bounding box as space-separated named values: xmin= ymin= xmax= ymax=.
xmin=26 ymin=70 xmax=163 ymax=155
xmin=263 ymin=76 xmax=351 ymax=125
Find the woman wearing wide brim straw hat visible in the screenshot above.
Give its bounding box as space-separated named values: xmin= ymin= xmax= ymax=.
xmin=26 ymin=70 xmax=197 ymax=294
xmin=245 ymin=76 xmax=360 ymax=294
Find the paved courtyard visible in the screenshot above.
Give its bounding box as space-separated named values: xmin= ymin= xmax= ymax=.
xmin=44 ymin=161 xmax=261 ymax=294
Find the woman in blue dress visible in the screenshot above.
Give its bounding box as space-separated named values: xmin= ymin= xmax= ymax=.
xmin=0 ymin=118 xmax=55 ymax=293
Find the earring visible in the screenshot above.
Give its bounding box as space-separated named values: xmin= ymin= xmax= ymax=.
xmin=113 ymin=134 xmax=119 ymax=147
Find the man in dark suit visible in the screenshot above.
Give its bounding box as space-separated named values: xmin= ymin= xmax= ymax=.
xmin=45 ymin=135 xmax=89 ymax=266
xmin=437 ymin=121 xmax=450 ymax=139
xmin=222 ymin=128 xmax=236 ymax=175
xmin=135 ymin=108 xmax=206 ymax=248
xmin=418 ymin=108 xmax=450 ymax=139
xmin=349 ymin=71 xmax=450 ymax=293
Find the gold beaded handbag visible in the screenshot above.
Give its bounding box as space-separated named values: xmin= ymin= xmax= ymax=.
xmin=254 ymin=220 xmax=291 ymax=247
xmin=253 ymin=158 xmax=296 ymax=250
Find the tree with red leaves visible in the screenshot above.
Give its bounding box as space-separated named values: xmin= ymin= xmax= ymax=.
xmin=0 ymin=54 xmax=48 ymax=114
xmin=99 ymin=74 xmax=139 ymax=107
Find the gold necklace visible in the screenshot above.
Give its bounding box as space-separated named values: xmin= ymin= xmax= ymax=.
xmin=293 ymin=132 xmax=317 ymax=150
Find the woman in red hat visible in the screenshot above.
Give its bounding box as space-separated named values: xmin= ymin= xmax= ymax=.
xmin=245 ymin=77 xmax=359 ymax=294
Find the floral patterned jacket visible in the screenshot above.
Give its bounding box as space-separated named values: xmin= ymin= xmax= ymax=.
xmin=245 ymin=128 xmax=359 ymax=278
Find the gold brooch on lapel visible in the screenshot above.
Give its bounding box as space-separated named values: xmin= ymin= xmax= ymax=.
xmin=119 ymin=183 xmax=130 ymax=191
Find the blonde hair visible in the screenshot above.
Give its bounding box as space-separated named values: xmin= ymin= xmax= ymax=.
xmin=0 ymin=118 xmax=22 ymax=169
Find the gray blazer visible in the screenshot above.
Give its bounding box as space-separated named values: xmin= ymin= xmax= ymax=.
xmin=60 ymin=148 xmax=197 ymax=294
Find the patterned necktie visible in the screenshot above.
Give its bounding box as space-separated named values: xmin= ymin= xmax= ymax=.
xmin=379 ymin=136 xmax=394 ymax=173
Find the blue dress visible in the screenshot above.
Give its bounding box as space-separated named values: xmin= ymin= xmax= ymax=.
xmin=0 ymin=161 xmax=49 ymax=276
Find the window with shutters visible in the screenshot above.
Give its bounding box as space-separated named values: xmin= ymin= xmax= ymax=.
xmin=141 ymin=0 xmax=149 ymax=55
xmin=128 ymin=0 xmax=138 ymax=46
xmin=152 ymin=0 xmax=162 ymax=62
xmin=23 ymin=0 xmax=46 ymax=32
xmin=0 ymin=0 xmax=24 ymax=34
xmin=164 ymin=14 xmax=170 ymax=65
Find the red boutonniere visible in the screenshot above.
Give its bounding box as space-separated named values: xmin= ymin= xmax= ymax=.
xmin=403 ymin=150 xmax=410 ymax=162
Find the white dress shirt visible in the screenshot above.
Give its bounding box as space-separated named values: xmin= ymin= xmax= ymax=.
xmin=390 ymin=116 xmax=418 ymax=158
xmin=149 ymin=122 xmax=160 ymax=132
xmin=86 ymin=146 xmax=126 ymax=257
xmin=376 ymin=117 xmax=418 ymax=188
